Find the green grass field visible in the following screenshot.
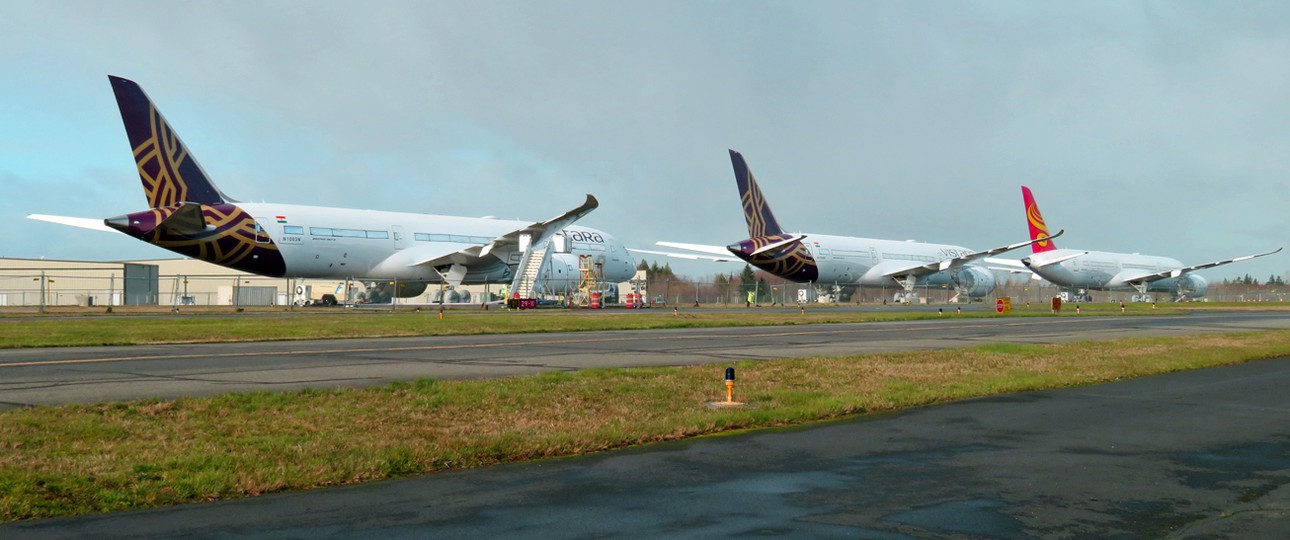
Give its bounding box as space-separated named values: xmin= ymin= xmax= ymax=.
xmin=3 ymin=329 xmax=1289 ymax=522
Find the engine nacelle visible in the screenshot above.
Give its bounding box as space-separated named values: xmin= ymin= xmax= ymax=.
xmin=1177 ymin=274 xmax=1208 ymax=298
xmin=953 ymin=267 xmax=997 ymax=298
xmin=367 ymin=281 xmax=429 ymax=303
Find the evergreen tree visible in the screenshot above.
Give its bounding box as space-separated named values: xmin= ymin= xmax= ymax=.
xmin=738 ymin=265 xmax=757 ymax=293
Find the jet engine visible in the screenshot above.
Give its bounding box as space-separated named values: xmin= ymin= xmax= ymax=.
xmin=953 ymin=267 xmax=997 ymax=299
xmin=1176 ymin=274 xmax=1208 ymax=299
xmin=365 ymin=281 xmax=429 ymax=303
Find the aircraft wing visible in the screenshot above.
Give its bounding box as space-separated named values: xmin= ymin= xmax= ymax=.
xmin=403 ymin=242 xmax=485 ymax=268
xmin=1116 ymin=247 xmax=1283 ymax=285
xmin=882 ymin=230 xmax=1064 ymax=279
xmin=628 ymin=247 xmax=740 ymax=263
xmin=28 ymin=214 xmax=120 ymax=234
xmin=468 ymin=194 xmax=598 ymax=259
xmin=983 ymin=257 xmax=1027 ymax=271
xmin=387 ymin=195 xmax=600 ymax=282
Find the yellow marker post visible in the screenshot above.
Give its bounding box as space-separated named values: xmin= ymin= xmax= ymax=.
xmin=724 ymin=367 xmax=736 ymax=404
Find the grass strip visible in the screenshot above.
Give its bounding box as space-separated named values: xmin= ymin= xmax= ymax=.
xmin=0 ymin=304 xmax=1193 ymax=348
xmin=3 ymin=330 xmax=1290 ymax=522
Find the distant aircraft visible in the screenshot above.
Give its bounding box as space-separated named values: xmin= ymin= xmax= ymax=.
xmin=29 ymin=76 xmax=635 ymax=302
xmin=636 ymin=150 xmax=1058 ymax=302
xmin=1007 ymin=185 xmax=1280 ymax=302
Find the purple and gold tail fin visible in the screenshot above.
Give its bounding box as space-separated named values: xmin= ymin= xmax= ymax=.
xmin=724 ymin=150 xmax=818 ymax=282
xmin=108 ymin=76 xmax=229 ymax=208
xmin=730 ymin=149 xmax=785 ymax=238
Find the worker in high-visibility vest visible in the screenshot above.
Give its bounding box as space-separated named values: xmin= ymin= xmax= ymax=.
xmin=746 ymin=290 xmax=754 ymax=307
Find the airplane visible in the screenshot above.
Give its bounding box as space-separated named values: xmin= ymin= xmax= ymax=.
xmin=635 ymin=150 xmax=1060 ymax=302
xmin=1008 ymin=185 xmax=1281 ymax=302
xmin=28 ymin=76 xmax=636 ymax=303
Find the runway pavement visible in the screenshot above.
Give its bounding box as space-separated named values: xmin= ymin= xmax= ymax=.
xmin=2 ymin=310 xmax=1290 ymax=408
xmin=7 ymin=344 xmax=1289 ymax=538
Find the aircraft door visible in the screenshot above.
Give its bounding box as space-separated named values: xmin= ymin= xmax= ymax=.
xmin=392 ymin=225 xmax=406 ymax=250
xmin=254 ymin=218 xmax=272 ymax=244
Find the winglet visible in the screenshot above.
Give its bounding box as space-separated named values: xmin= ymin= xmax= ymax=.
xmin=730 ymin=150 xmax=785 ymax=237
xmin=1022 ymin=186 xmax=1057 ymax=253
xmin=108 ymin=75 xmax=231 ymax=208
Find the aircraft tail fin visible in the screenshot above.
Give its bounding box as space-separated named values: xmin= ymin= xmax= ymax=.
xmin=1022 ymin=185 xmax=1057 ymax=253
xmin=108 ymin=75 xmax=230 ymax=208
xmin=729 ymin=149 xmax=785 ymax=238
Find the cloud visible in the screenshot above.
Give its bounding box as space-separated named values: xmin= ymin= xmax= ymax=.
xmin=2 ymin=1 xmax=1287 ymax=280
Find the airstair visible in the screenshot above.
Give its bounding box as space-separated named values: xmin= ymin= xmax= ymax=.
xmin=509 ymin=239 xmax=552 ymax=299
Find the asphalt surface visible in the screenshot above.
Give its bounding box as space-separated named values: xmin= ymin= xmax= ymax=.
xmin=3 ymin=310 xmax=1290 ymax=408
xmin=7 ymin=350 xmax=1289 ymax=538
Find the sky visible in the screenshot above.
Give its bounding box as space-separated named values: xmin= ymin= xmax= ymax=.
xmin=3 ymin=1 xmax=1288 ymax=283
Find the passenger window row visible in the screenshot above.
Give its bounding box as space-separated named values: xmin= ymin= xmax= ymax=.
xmin=284 ymin=225 xmax=490 ymax=244
xmin=306 ymin=227 xmax=389 ymax=239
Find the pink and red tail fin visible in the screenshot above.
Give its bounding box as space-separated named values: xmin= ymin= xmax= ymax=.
xmin=1022 ymin=186 xmax=1057 ymax=253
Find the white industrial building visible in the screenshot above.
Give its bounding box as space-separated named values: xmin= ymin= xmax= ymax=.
xmin=0 ymin=257 xmax=503 ymax=308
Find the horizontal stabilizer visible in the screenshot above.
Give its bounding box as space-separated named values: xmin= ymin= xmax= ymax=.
xmin=155 ymin=202 xmax=208 ymax=235
xmin=750 ymin=234 xmax=806 ymax=256
xmin=1022 ymin=251 xmax=1087 ymax=269
xmin=655 ymin=241 xmax=737 ymax=258
xmin=628 ymin=248 xmax=739 ymax=263
xmin=27 ymin=214 xmax=120 ymax=234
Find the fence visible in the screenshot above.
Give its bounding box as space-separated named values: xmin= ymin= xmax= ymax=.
xmin=636 ymin=276 xmax=1284 ymax=305
xmin=1 ymin=268 xmax=1282 ymax=308
xmin=0 ymin=269 xmax=507 ymax=309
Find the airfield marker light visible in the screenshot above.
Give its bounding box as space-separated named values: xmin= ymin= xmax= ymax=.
xmin=724 ymin=367 xmax=736 ymax=403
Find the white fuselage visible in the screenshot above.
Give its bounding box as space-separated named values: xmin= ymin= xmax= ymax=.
xmin=799 ymin=233 xmax=980 ymax=288
xmin=238 ymin=202 xmax=635 ymax=289
xmin=1026 ymin=248 xmax=1184 ymax=292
